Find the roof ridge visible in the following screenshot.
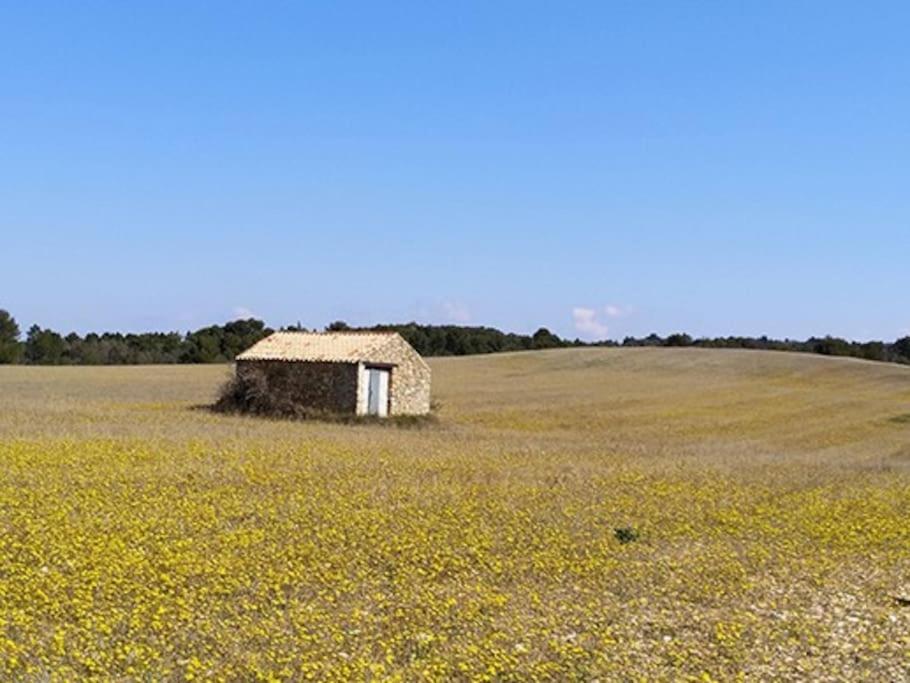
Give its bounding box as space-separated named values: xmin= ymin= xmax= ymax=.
xmin=275 ymin=330 xmax=399 ymax=335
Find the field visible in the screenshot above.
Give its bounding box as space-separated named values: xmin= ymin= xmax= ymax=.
xmin=1 ymin=348 xmax=909 ymax=681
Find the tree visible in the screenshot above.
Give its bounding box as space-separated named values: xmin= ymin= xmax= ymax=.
xmin=857 ymin=341 xmax=887 ymax=362
xmin=325 ymin=321 xmax=350 ymax=331
xmin=664 ymin=333 xmax=693 ymax=347
xmin=222 ymin=318 xmax=270 ymax=359
xmin=24 ymin=325 xmax=65 ymax=364
xmin=180 ymin=326 xmax=225 ymax=363
xmin=0 ymin=310 xmax=21 ymax=364
xmin=531 ymin=327 xmax=561 ymax=349
xmin=895 ymin=336 xmax=910 ymax=362
xmin=810 ymin=336 xmax=852 ymax=357
xmin=642 ymin=333 xmax=664 ymax=347
xmin=181 ymin=319 xmax=270 ymax=363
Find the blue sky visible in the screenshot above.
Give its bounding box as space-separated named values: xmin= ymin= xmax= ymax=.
xmin=2 ymin=2 xmax=908 ymax=341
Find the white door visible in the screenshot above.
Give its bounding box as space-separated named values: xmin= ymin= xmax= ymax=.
xmin=367 ymin=368 xmax=390 ymax=417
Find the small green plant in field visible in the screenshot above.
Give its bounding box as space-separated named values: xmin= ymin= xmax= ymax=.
xmin=888 ymin=413 xmax=910 ymax=424
xmin=614 ymin=526 xmax=640 ymax=544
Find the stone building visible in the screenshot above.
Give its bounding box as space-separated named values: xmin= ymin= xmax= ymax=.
xmin=234 ymin=331 xmax=431 ymax=417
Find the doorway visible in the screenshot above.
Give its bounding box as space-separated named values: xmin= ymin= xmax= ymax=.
xmin=366 ymin=367 xmax=390 ymax=417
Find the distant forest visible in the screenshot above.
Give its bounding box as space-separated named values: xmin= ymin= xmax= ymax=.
xmin=1 ymin=309 xmax=909 ymax=366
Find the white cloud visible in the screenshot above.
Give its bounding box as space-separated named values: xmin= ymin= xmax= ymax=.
xmin=232 ymin=306 xmax=258 ymax=320
xmin=572 ymin=307 xmax=609 ymax=338
xmin=442 ymin=300 xmax=471 ymax=324
xmin=604 ymin=304 xmax=632 ymax=318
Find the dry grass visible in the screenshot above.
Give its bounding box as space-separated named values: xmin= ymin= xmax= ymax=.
xmin=0 ymin=348 xmax=909 ymax=680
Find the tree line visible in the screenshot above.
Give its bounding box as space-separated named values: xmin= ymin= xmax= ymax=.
xmin=0 ymin=311 xmax=271 ymax=365
xmin=315 ymin=321 xmax=910 ymax=365
xmin=1 ymin=309 xmax=909 ymax=366
xmin=618 ymin=332 xmax=910 ymax=364
xmin=321 ymin=320 xmax=571 ymax=356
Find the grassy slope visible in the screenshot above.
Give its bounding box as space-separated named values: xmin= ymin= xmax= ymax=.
xmin=0 ymin=349 xmax=908 ymax=680
xmin=4 ymin=347 xmax=908 ymax=471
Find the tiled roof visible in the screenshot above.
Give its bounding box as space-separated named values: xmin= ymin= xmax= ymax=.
xmin=235 ymin=332 xmax=403 ymax=363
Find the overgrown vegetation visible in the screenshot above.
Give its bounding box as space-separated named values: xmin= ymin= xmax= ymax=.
xmin=2 ymin=307 xmax=910 ymax=367
xmin=212 ymin=367 xmax=436 ymax=427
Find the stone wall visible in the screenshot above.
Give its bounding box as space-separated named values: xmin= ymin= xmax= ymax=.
xmin=236 ymin=360 xmax=359 ymax=414
xmin=235 ymin=334 xmax=431 ymax=417
xmin=388 ymin=351 xmax=431 ymax=415
xmin=375 ymin=336 xmax=431 ymax=415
